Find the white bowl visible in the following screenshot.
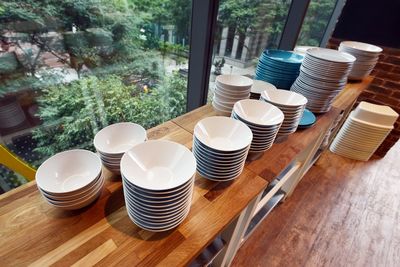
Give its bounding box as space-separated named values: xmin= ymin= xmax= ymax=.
xmin=233 ymin=99 xmax=284 ymax=126
xmin=94 ymin=122 xmax=147 ymax=155
xmin=251 ymin=80 xmax=277 ymax=94
xmin=261 ymin=89 xmax=308 ymax=107
xmin=120 ymin=140 xmax=196 ymax=191
xmin=194 ymin=116 xmax=252 ymax=152
xmin=340 ymin=41 xmax=382 ymax=54
xmin=216 ymin=74 xmax=253 ymax=89
xmin=36 ymin=149 xmax=102 ymax=194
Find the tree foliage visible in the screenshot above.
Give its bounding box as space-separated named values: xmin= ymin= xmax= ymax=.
xmin=33 ymin=72 xmax=187 ymax=158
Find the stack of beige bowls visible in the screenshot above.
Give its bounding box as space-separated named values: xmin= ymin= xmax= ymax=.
xmin=330 ymin=102 xmax=399 ymax=161
xmin=212 ymin=74 xmax=253 ymax=116
xmin=339 ymin=41 xmax=382 ymax=80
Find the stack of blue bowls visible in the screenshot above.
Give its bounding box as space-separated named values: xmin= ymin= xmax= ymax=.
xmin=255 ymin=50 xmax=303 ymax=90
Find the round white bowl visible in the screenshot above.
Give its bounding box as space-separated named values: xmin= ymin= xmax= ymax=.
xmin=36 ymin=149 xmax=102 ymax=194
xmin=216 ymin=74 xmax=253 ymax=89
xmin=233 ymin=99 xmax=284 ymax=126
xmin=94 ymin=122 xmax=147 ymax=155
xmin=194 ymin=116 xmax=252 ymax=152
xmin=120 ymin=140 xmax=196 ymax=191
xmin=340 ymin=41 xmax=382 ymax=54
xmin=251 ymin=80 xmax=277 ymax=94
xmin=261 ymin=89 xmax=308 ymax=107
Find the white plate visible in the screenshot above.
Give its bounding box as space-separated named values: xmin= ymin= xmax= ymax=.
xmin=306 ymin=48 xmax=356 ymax=63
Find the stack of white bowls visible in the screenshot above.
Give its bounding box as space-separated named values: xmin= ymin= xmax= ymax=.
xmin=212 ymin=75 xmax=253 ymax=116
xmin=339 ymin=41 xmax=382 ymax=80
xmin=0 ymin=99 xmax=26 ymax=129
xmin=260 ymin=89 xmax=307 ymax=135
xmin=36 ymin=149 xmax=104 ymax=210
xmin=231 ymin=99 xmax=284 ymax=153
xmin=330 ymin=102 xmax=398 ymax=161
xmin=250 ymin=80 xmax=277 ymax=100
xmin=121 ymin=140 xmax=196 ymax=232
xmin=193 ymin=116 xmax=252 ymax=181
xmin=94 ymin=122 xmax=147 ymax=174
xmin=290 ymin=48 xmax=355 ymax=113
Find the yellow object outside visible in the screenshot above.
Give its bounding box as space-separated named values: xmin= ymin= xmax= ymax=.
xmin=0 ymin=145 xmax=36 ymax=181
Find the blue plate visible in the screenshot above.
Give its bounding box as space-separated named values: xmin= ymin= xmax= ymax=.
xmin=261 ymin=49 xmax=304 ymax=64
xmin=260 ymin=56 xmax=302 ymax=65
xmin=298 ymin=109 xmax=316 ymax=128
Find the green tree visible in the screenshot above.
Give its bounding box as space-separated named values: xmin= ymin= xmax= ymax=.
xmin=297 ymin=0 xmax=337 ymax=46
xmin=33 ymin=73 xmax=186 ymax=158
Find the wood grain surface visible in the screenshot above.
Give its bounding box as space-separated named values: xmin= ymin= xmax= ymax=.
xmin=0 ymin=79 xmax=370 ymax=266
xmin=232 ymin=140 xmax=400 ymax=267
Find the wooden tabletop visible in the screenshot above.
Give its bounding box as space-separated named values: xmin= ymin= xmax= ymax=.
xmin=0 ymin=78 xmax=371 ymax=267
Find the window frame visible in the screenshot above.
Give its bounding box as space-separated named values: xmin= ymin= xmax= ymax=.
xmin=186 ymin=0 xmax=346 ymax=112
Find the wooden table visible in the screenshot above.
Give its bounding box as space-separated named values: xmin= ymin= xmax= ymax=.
xmin=0 ymin=78 xmax=371 ymax=267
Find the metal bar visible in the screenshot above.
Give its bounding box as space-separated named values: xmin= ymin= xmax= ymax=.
xmin=278 ymin=0 xmax=311 ymax=51
xmin=242 ymin=190 xmax=285 ymax=243
xmin=320 ymin=0 xmax=347 ymax=47
xmin=186 ymin=0 xmax=220 ymax=112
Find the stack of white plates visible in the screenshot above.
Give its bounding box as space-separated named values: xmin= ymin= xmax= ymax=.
xmin=212 ymin=75 xmax=253 ymax=116
xmin=291 ymin=48 xmax=355 ymax=113
xmin=260 ymin=89 xmax=307 ymax=135
xmin=121 ymin=140 xmax=196 ymax=232
xmin=330 ymin=102 xmax=399 ymax=161
xmin=231 ymin=99 xmax=283 ymax=153
xmin=339 ymin=41 xmax=382 ymax=80
xmin=193 ymin=116 xmax=252 ymax=181
xmin=94 ymin=122 xmax=147 ymax=174
xmin=0 ymin=99 xmax=26 ymax=128
xmin=36 ymin=149 xmax=104 ymax=210
xmin=250 ymin=80 xmax=277 ymax=99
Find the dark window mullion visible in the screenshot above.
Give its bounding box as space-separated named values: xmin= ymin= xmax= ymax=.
xmin=320 ymin=0 xmax=347 ymax=47
xmin=278 ymin=0 xmax=311 ymax=51
xmin=186 ymin=0 xmax=220 ymax=112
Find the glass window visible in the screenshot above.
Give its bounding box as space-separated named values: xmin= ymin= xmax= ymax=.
xmin=0 ymin=0 xmax=191 ymax=192
xmin=209 ymin=0 xmax=292 ymax=99
xmin=296 ymin=0 xmax=338 ymax=46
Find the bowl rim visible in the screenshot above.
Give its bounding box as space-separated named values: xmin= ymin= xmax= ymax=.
xmin=194 ymin=116 xmax=253 ymax=152
xmin=233 ymin=99 xmax=284 ymax=126
xmin=93 ymin=122 xmax=147 ymax=154
xmin=36 ymin=149 xmax=102 ymax=194
xmin=120 ymin=140 xmax=196 ymax=191
xmin=261 ymin=89 xmax=308 ymax=107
